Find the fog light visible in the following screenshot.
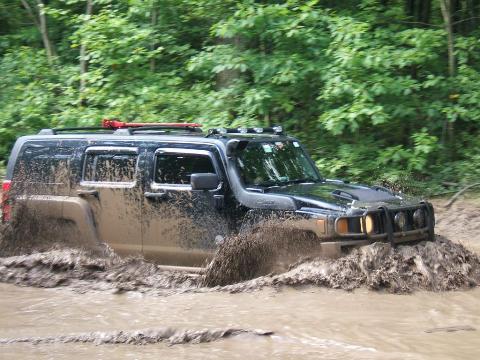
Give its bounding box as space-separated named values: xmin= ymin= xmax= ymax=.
xmin=336 ymin=218 xmax=349 ymax=234
xmin=394 ymin=212 xmax=407 ymax=231
xmin=413 ymin=209 xmax=425 ymax=228
xmin=238 ymin=127 xmax=248 ymax=134
xmin=361 ymin=214 xmax=375 ymax=234
xmin=253 ymin=127 xmax=263 ymax=133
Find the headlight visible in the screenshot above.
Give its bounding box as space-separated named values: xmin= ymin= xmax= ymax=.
xmin=361 ymin=214 xmax=375 ymax=234
xmin=413 ymin=209 xmax=425 ymax=228
xmin=394 ymin=212 xmax=407 ymax=231
xmin=336 ymin=218 xmax=349 ymax=234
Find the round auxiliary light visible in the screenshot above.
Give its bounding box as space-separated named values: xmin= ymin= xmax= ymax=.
xmin=272 ymin=125 xmax=283 ymax=134
xmin=216 ymin=128 xmax=227 ymax=135
xmin=413 ymin=209 xmax=425 ymax=229
xmin=336 ymin=218 xmax=349 ymax=234
xmin=361 ymin=214 xmax=375 ymax=234
xmin=253 ymin=127 xmax=264 ymax=133
xmin=238 ymin=127 xmax=248 ymax=134
xmin=394 ymin=212 xmax=407 ymax=231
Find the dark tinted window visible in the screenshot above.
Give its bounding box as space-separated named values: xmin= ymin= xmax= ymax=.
xmin=84 ymin=152 xmax=137 ymax=183
xmin=14 ymin=145 xmax=72 ymax=185
xmin=154 ymin=153 xmax=215 ymax=184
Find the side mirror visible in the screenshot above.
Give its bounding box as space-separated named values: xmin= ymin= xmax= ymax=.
xmin=191 ymin=173 xmax=219 ymax=190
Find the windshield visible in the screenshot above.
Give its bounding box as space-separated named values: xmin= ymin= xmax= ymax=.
xmin=236 ymin=140 xmax=321 ymax=187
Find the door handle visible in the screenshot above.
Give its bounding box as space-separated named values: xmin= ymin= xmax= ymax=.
xmin=77 ymin=189 xmax=99 ymax=198
xmin=144 ymin=191 xmax=168 ymax=200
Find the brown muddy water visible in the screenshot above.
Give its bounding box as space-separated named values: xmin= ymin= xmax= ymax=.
xmin=0 ymin=199 xmax=480 ymax=359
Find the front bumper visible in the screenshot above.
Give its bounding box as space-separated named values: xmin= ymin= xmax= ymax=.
xmin=319 ymin=228 xmax=430 ymax=257
xmin=295 ymin=201 xmax=435 ymax=248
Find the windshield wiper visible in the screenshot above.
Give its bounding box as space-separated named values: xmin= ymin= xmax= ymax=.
xmin=247 ymin=181 xmax=279 ymax=190
xmin=282 ymin=178 xmax=318 ymax=185
xmin=251 ymin=178 xmax=317 ymax=190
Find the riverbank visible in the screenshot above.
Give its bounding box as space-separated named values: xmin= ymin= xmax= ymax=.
xmin=431 ymin=197 xmax=480 ymax=253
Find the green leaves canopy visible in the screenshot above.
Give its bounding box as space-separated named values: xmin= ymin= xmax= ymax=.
xmin=1 ymin=0 xmax=479 ymax=191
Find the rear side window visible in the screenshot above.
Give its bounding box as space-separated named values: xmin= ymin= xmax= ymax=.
xmin=14 ymin=145 xmax=72 ymax=185
xmin=155 ymin=153 xmax=215 ymax=184
xmin=83 ymin=150 xmax=138 ymax=183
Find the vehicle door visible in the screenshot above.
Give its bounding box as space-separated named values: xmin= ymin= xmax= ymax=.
xmin=142 ymin=146 xmax=228 ymax=267
xmin=76 ymin=146 xmax=143 ymax=256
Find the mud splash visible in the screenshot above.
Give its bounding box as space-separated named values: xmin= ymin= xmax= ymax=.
xmin=203 ymin=223 xmax=321 ymax=287
xmin=0 ymin=236 xmax=479 ymax=295
xmin=0 ymin=249 xmax=201 ymax=295
xmin=0 ymin=327 xmax=273 ymax=346
xmin=205 ymin=236 xmax=480 ymax=293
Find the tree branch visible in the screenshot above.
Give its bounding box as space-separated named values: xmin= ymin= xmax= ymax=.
xmin=451 ymin=15 xmax=480 ymax=26
xmin=445 ymin=183 xmax=480 ymax=208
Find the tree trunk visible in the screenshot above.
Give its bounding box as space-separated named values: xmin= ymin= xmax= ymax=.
xmin=405 ymin=0 xmax=432 ymax=26
xmin=452 ymin=0 xmax=463 ymax=33
xmin=440 ymin=0 xmax=456 ymax=77
xmin=215 ymin=36 xmax=243 ymax=90
xmin=439 ymin=0 xmax=457 ymax=157
xmin=79 ymin=0 xmax=93 ymax=104
xmin=20 ymin=0 xmax=56 ymax=64
xmin=420 ymin=0 xmax=432 ymax=24
xmin=264 ymin=113 xmax=271 ymax=127
xmin=466 ymin=0 xmax=479 ymax=32
xmin=36 ymin=0 xmax=56 ymax=59
xmin=405 ymin=0 xmax=415 ymax=17
xmin=150 ymin=2 xmax=158 ymax=72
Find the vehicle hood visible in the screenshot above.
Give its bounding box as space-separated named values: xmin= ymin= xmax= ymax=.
xmin=268 ymin=180 xmax=416 ymax=213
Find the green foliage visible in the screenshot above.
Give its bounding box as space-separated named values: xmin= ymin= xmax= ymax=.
xmin=0 ymin=0 xmax=479 ymax=192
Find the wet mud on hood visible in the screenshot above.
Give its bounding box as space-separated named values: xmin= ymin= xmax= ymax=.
xmin=267 ymin=180 xmax=412 ymax=212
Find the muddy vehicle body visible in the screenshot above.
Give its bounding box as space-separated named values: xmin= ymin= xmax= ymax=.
xmin=2 ymin=121 xmax=435 ymax=269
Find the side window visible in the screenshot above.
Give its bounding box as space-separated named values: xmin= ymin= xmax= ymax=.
xmin=154 ymin=153 xmax=215 ymax=185
xmin=14 ymin=145 xmax=72 ymax=185
xmin=83 ymin=151 xmax=138 ymax=183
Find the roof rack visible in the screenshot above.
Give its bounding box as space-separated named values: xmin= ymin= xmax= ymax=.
xmin=38 ymin=127 xmax=114 ymax=135
xmin=206 ymin=126 xmax=284 ymax=137
xmin=102 ymin=119 xmax=202 ymax=131
xmin=38 ymin=119 xmax=203 ymax=136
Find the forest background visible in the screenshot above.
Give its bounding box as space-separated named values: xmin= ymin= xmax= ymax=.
xmin=1 ymin=0 xmax=479 ymax=194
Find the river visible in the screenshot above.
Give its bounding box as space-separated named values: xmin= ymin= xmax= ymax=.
xmin=0 ymin=284 xmax=479 ymax=359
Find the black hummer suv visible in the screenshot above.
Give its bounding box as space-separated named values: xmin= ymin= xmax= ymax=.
xmin=2 ymin=120 xmax=435 ymax=269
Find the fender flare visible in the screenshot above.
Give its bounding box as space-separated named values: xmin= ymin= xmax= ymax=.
xmin=16 ymin=195 xmax=100 ymax=248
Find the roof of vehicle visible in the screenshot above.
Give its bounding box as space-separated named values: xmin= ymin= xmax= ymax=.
xmin=6 ymin=125 xmax=297 ymax=179
xmin=15 ymin=133 xmax=294 ymax=148
xmin=19 ymin=121 xmax=295 ymax=146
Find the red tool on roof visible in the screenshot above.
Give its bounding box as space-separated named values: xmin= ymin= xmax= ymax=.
xmin=102 ymin=119 xmax=202 ymax=129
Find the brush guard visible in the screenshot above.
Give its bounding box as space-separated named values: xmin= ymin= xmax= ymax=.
xmin=321 ymin=202 xmax=435 ymax=257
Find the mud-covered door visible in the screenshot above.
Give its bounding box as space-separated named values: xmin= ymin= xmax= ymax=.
xmin=142 ymin=147 xmax=228 ymax=267
xmin=76 ymin=146 xmax=143 ymax=256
